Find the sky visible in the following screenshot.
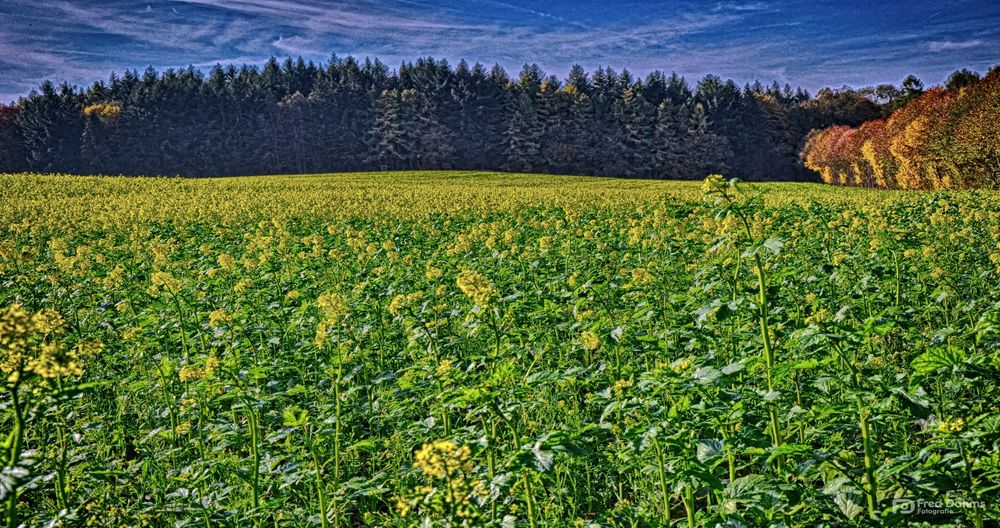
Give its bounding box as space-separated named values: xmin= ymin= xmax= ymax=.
xmin=1 ymin=0 xmax=999 ymax=103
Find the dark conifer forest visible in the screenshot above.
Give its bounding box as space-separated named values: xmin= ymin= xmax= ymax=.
xmin=1 ymin=56 xmax=921 ymax=179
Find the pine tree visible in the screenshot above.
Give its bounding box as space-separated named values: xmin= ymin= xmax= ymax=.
xmin=372 ymin=89 xmax=411 ymax=170
xmin=620 ymin=86 xmax=655 ymax=177
xmin=503 ymin=91 xmax=542 ymax=172
xmin=0 ymin=104 xmax=27 ymax=172
xmin=16 ymin=82 xmax=83 ymax=172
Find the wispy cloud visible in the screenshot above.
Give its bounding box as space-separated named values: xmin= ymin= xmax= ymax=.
xmin=928 ymin=39 xmax=985 ymax=52
xmin=1 ymin=0 xmax=999 ymax=103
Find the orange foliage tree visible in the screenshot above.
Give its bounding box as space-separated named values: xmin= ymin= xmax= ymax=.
xmin=802 ymin=68 xmax=999 ymax=189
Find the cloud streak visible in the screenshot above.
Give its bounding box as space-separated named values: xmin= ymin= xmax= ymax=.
xmin=928 ymin=39 xmax=985 ymax=52
xmin=1 ymin=0 xmax=999 ymax=103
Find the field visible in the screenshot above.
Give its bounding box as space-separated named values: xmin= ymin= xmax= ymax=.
xmin=1 ymin=171 xmax=999 ymax=527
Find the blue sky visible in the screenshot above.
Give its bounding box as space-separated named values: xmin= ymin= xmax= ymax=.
xmin=1 ymin=0 xmax=999 ymax=103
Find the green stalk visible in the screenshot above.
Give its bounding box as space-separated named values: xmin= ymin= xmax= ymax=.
xmin=5 ymin=380 xmax=25 ymax=528
xmin=55 ymin=422 xmax=69 ymax=510
xmin=835 ymin=343 xmax=878 ymax=520
xmin=247 ymin=408 xmax=262 ymax=512
xmin=856 ymin=399 xmax=877 ymax=519
xmin=522 ymin=472 xmax=538 ymax=528
xmin=684 ymin=483 xmax=696 ymax=528
xmin=957 ymin=441 xmax=983 ymax=528
xmin=332 ymin=358 xmax=342 ymax=528
xmin=308 ymin=429 xmax=329 ymax=528
xmin=653 ymin=438 xmax=672 ymax=525
xmin=892 ymin=250 xmax=901 ymax=307
xmin=737 ymin=211 xmax=784 ymax=470
xmin=170 ymin=291 xmax=190 ymax=362
xmin=487 ymin=419 xmax=497 ymax=523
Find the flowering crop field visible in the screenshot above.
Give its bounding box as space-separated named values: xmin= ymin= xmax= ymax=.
xmin=1 ymin=171 xmax=999 ymax=527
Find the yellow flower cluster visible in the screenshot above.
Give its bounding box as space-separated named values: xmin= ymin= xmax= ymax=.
xmin=27 ymin=341 xmax=101 ymax=379
xmin=671 ymin=358 xmax=693 ymax=373
xmin=0 ymin=304 xmax=99 ymax=381
xmin=178 ymin=356 xmax=219 ymax=382
xmin=388 ymin=292 xmax=423 ymax=317
xmin=317 ymin=292 xmax=349 ymax=323
xmin=413 ymin=440 xmax=474 ymax=479
xmin=150 ymin=271 xmax=182 ymax=293
xmin=208 ymin=308 xmax=232 ymax=328
xmin=580 ymin=330 xmax=601 ymax=351
xmin=233 ymin=278 xmax=254 ymax=293
xmin=701 ymin=174 xmax=728 ymax=195
xmin=217 ymin=253 xmax=236 ymax=270
xmin=629 ymin=267 xmax=655 ymax=287
xmin=456 ymin=270 xmax=497 ymax=306
xmin=435 ymin=359 xmax=453 ymax=378
xmin=936 ymin=417 xmax=965 ymax=434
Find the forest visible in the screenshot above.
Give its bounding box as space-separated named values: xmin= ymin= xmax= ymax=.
xmin=802 ymin=67 xmax=1000 ymax=189
xmin=0 ymin=56 xmax=933 ymax=180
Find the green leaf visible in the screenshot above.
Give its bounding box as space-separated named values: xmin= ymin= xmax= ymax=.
xmin=834 ymin=490 xmax=865 ymax=520
xmin=911 ymin=346 xmax=966 ymax=376
xmin=696 ymin=439 xmax=725 ymax=462
xmin=762 ymin=237 xmax=784 ymax=254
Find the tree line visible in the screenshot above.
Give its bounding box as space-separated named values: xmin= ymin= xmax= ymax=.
xmin=0 ymin=55 xmax=932 ymax=179
xmin=802 ymin=68 xmax=999 ymax=189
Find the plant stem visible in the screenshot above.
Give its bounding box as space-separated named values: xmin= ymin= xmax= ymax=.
xmin=684 ymin=483 xmax=696 ymax=528
xmin=653 ymin=438 xmax=672 ymax=525
xmin=857 ymin=398 xmax=878 ymax=519
xmin=6 ymin=381 xmax=25 ymax=528
xmin=522 ymin=472 xmax=538 ymax=528
xmin=247 ymin=408 xmax=262 ymax=512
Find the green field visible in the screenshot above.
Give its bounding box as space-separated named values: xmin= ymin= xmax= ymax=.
xmin=1 ymin=171 xmax=998 ymax=527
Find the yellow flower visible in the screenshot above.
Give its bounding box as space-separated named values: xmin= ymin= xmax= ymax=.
xmin=456 ymin=270 xmax=497 ymax=306
xmin=30 ymin=309 xmax=65 ymax=334
xmin=936 ymin=417 xmax=965 ymax=434
xmin=436 ymin=359 xmax=453 ymax=378
xmin=317 ymin=292 xmax=349 ymax=323
xmin=702 ymin=174 xmax=728 ymax=195
xmin=671 ymin=358 xmax=692 ymax=373
xmin=150 ymin=271 xmax=182 ymax=293
xmin=413 ymin=440 xmax=473 ymax=479
xmin=539 ymin=236 xmax=554 ymax=252
xmin=1 ymin=304 xmax=94 ymax=380
xmin=178 ymin=365 xmax=204 ymax=383
xmin=314 ymin=324 xmax=329 ymax=349
xmin=580 ymin=330 xmax=600 ymax=351
xmin=425 ymin=264 xmax=443 ymax=280
xmin=630 ymin=267 xmax=654 ymax=286
xmin=613 ymin=378 xmax=632 ymax=395
xmin=103 ymin=264 xmax=126 ymax=289
xmin=208 ymin=308 xmax=231 ymax=328
xmin=388 ymin=294 xmax=408 ymax=316
xmin=217 ymin=253 xmax=236 ymax=270
xmin=233 ymin=278 xmax=254 ymax=293
xmin=204 ymin=355 xmax=220 ymax=377
xmin=122 ymin=327 xmax=142 ymax=341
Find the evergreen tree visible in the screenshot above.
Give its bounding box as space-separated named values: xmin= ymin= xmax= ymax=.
xmin=503 ymin=91 xmax=542 ymax=172
xmin=0 ymin=104 xmax=27 ymax=172
xmin=16 ymin=82 xmax=84 ymax=172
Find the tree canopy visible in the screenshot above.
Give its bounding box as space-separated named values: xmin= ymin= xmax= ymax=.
xmin=0 ymin=55 xmax=935 ymax=180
